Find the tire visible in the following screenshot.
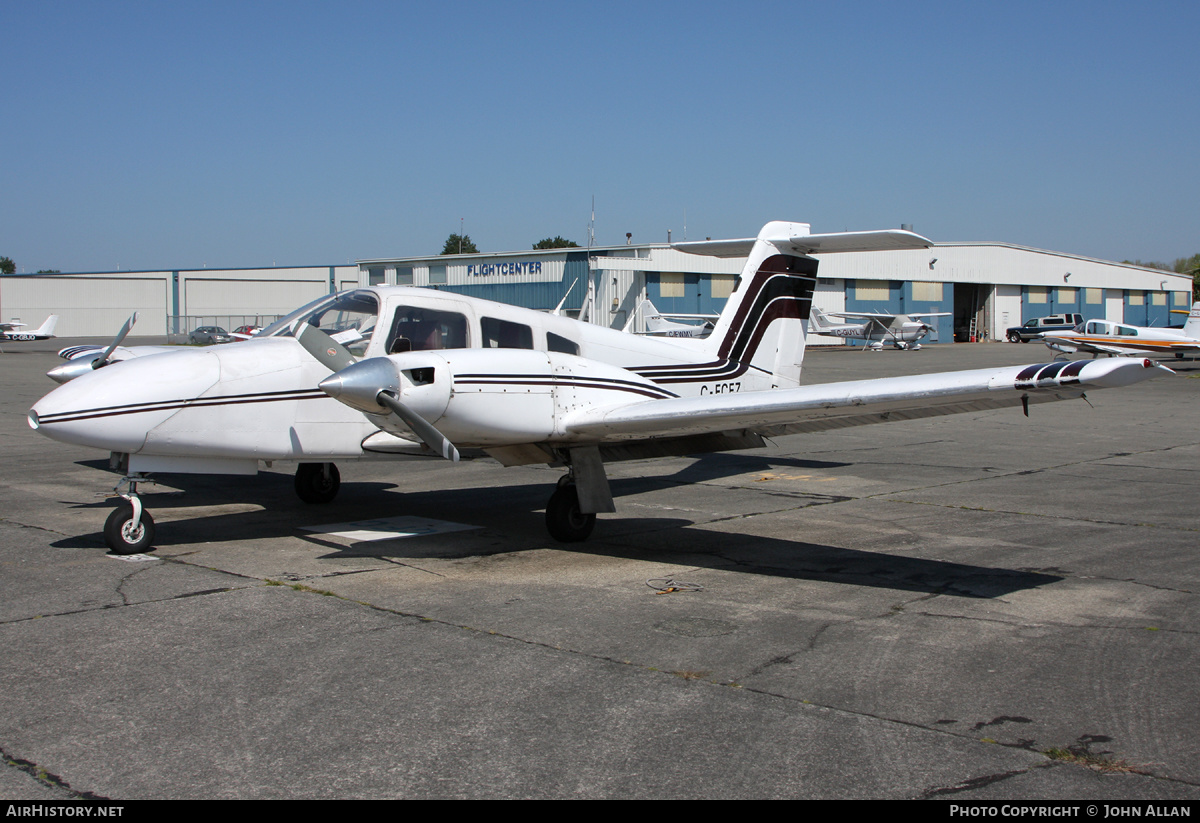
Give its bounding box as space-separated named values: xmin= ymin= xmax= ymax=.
xmin=294 ymin=463 xmax=340 ymax=504
xmin=1007 ymin=331 xmax=1021 ymax=343
xmin=545 ymin=485 xmax=596 ymax=543
xmin=104 ymin=503 xmax=156 ymax=555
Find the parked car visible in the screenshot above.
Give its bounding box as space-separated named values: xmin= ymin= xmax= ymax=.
xmin=232 ymin=325 xmax=262 ymax=338
xmin=1006 ymin=313 xmax=1083 ymax=343
xmin=189 ymin=326 xmax=235 ymax=345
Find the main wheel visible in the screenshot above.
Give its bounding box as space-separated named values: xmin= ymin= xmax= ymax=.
xmin=295 ymin=463 xmax=340 ymax=504
xmin=545 ymin=485 xmax=596 ymax=543
xmin=104 ymin=503 xmax=156 ymax=555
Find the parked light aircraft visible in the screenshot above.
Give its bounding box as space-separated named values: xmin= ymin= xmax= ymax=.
xmin=1 ymin=315 xmax=58 ymax=342
xmin=808 ymin=306 xmax=950 ymax=350
xmin=28 ymin=221 xmax=1169 ymax=554
xmin=626 ymin=300 xmax=715 ymax=338
xmin=1041 ymin=304 xmax=1200 ymax=358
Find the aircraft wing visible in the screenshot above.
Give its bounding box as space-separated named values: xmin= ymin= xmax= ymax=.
xmin=563 ymin=359 xmax=1167 ymax=441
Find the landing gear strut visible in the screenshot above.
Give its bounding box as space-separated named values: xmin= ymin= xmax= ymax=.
xmin=104 ymin=475 xmax=156 ymax=555
xmin=294 ymin=463 xmax=340 ymax=504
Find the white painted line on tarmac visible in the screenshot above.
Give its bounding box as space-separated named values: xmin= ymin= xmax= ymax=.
xmin=301 ymin=516 xmax=478 ymax=542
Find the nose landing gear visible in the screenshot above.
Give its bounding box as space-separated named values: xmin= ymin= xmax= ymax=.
xmin=104 ymin=475 xmax=156 ymax=555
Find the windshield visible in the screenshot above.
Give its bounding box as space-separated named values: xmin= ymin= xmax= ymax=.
xmin=261 ymin=290 xmax=380 ymax=356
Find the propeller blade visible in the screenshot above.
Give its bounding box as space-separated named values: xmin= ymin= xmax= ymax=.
xmin=96 ymin=312 xmax=138 ymax=369
xmin=377 ymin=391 xmax=460 ymax=462
xmin=295 ymin=321 xmax=356 ymax=371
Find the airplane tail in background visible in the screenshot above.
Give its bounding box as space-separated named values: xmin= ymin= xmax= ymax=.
xmin=1183 ymin=302 xmax=1200 ymax=339
xmin=808 ymin=306 xmax=836 ymax=333
xmin=34 ymin=315 xmax=59 ymax=338
xmin=672 ymin=222 xmax=932 ymax=388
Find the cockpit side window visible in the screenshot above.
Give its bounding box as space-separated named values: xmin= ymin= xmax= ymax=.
xmin=386 ymin=307 xmax=468 ymax=353
xmin=547 ymin=332 xmax=579 ymax=355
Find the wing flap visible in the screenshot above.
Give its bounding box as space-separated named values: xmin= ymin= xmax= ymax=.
xmin=564 ymin=359 xmax=1167 ymax=441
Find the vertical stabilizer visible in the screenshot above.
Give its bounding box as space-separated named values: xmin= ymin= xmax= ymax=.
xmin=699 ymin=222 xmax=817 ymax=388
xmin=34 ymin=316 xmax=58 ymax=337
xmin=1184 ymin=302 xmax=1200 ymax=340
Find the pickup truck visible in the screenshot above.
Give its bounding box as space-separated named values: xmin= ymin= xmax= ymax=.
xmin=1006 ymin=313 xmax=1083 ymax=343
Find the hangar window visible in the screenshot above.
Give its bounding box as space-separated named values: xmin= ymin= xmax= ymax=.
xmin=1175 ymin=292 xmax=1190 ymax=306
xmin=911 ymin=281 xmax=942 ymax=301
xmin=1058 ymin=287 xmax=1076 ymax=304
xmin=1085 ymin=288 xmax=1103 ymax=304
xmin=481 ymin=317 xmax=534 ymax=349
xmin=396 ymin=267 xmax=414 ymax=286
xmin=854 ymin=280 xmax=890 ymax=301
xmin=659 ymin=273 xmax=686 ymax=298
xmin=1026 ymin=286 xmax=1048 ymax=304
xmin=710 ymin=274 xmax=736 ymax=299
xmin=1128 ymin=291 xmax=1144 ymax=305
xmin=1151 ymin=292 xmax=1166 ymax=306
xmin=429 ymin=264 xmax=447 ymax=286
xmin=367 ymin=267 xmax=385 ymax=286
xmin=386 ymin=307 xmax=468 ymax=353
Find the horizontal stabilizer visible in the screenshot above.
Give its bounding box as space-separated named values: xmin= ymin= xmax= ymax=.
xmin=673 ymin=228 xmax=933 ymax=258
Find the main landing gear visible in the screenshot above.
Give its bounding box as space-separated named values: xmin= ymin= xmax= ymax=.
xmin=545 ymin=477 xmax=596 ymax=543
xmin=294 ymin=462 xmax=341 ymax=504
xmin=104 ymin=475 xmax=156 ymax=555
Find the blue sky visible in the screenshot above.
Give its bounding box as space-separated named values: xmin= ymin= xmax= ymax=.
xmin=2 ymin=0 xmax=1196 ymax=272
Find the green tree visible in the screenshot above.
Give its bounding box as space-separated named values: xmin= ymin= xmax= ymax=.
xmin=0 ymin=256 xmax=14 ymax=274
xmin=532 ymin=236 xmax=579 ymax=250
xmin=441 ymin=233 xmax=478 ymax=255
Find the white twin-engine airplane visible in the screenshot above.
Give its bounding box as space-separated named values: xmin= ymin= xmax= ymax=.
xmin=808 ymin=306 xmax=950 ymax=350
xmin=1 ymin=315 xmax=58 ymax=342
xmin=29 ymin=221 xmax=1169 ymax=554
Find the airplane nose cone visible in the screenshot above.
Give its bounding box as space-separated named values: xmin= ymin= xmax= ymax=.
xmin=30 ymin=349 xmax=221 ymax=453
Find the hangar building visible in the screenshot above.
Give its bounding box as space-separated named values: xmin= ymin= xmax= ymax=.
xmin=2 ymin=231 xmax=1190 ymax=344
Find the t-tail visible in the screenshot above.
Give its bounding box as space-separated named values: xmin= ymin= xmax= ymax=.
xmin=673 ymin=222 xmax=933 ymax=388
xmin=1183 ymin=302 xmax=1200 ymax=340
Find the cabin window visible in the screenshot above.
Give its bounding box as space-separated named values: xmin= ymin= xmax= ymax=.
xmin=547 ymin=332 xmax=579 ymax=355
xmin=1117 ymin=326 xmax=1138 ymax=336
xmin=481 ymin=317 xmax=533 ymax=349
xmin=261 ymin=290 xmax=380 ymax=357
xmin=386 ymin=307 xmax=468 ymax=353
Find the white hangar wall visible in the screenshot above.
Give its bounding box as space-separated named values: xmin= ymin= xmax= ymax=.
xmin=0 ymin=266 xmax=358 ymax=338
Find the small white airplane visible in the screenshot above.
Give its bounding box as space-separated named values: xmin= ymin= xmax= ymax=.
xmin=1 ymin=315 xmax=58 ymax=342
xmin=1041 ymin=304 xmax=1200 ymax=359
xmin=626 ymin=300 xmax=716 ymax=338
xmin=28 ymin=221 xmax=1169 ymax=554
xmin=808 ymin=306 xmax=950 ymax=350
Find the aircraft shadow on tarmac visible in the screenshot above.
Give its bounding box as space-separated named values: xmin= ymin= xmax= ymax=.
xmin=55 ymin=455 xmax=1059 ymax=599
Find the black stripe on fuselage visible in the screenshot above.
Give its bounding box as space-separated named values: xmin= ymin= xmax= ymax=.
xmin=36 ymin=388 xmax=328 ymax=425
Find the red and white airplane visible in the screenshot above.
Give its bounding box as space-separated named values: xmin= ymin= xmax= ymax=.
xmin=1041 ymin=305 xmax=1200 ymax=358
xmin=28 ymin=221 xmax=1169 ymax=554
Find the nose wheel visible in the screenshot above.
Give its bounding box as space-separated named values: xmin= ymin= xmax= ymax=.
xmin=104 ymin=476 xmax=156 ymax=555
